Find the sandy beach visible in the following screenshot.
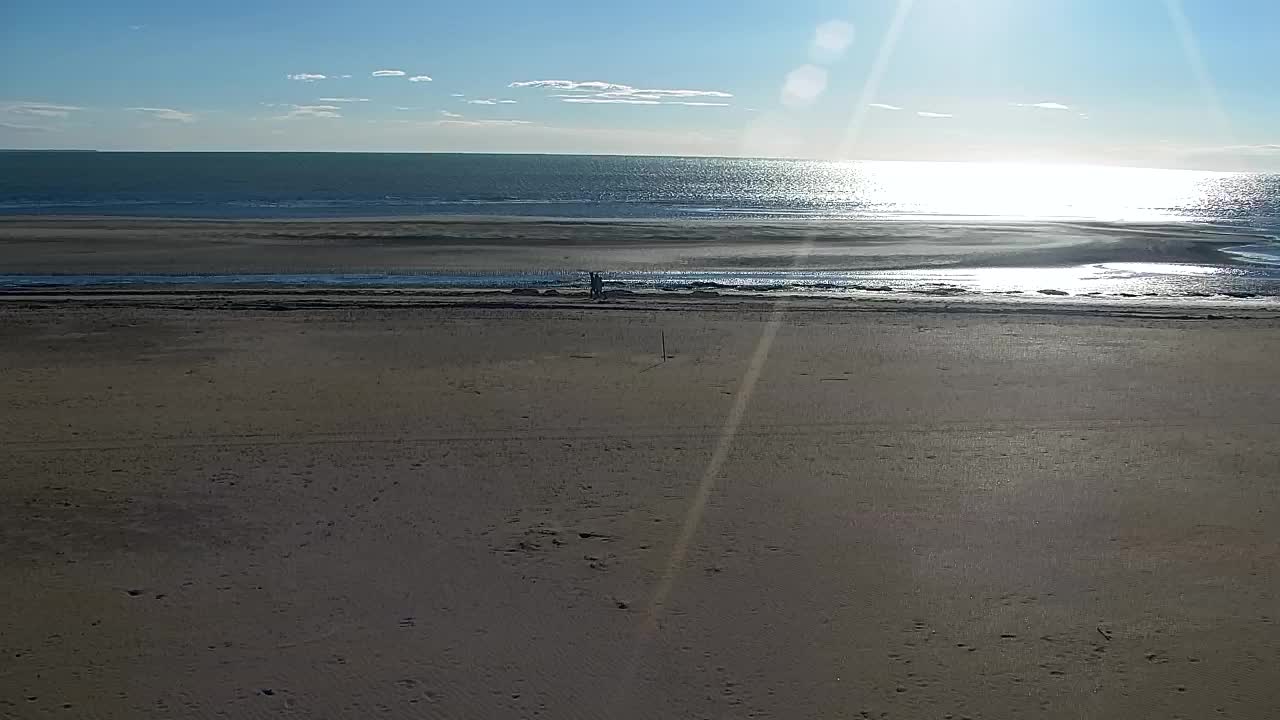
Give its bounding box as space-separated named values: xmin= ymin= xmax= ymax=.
xmin=2 ymin=295 xmax=1279 ymax=718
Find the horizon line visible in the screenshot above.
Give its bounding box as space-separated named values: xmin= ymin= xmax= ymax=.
xmin=0 ymin=148 xmax=1256 ymax=174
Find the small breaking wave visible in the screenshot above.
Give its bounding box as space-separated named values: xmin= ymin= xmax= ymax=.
xmin=1220 ymin=240 xmax=1280 ymax=266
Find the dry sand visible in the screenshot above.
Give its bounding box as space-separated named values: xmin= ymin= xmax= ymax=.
xmin=2 ymin=297 xmax=1279 ymax=718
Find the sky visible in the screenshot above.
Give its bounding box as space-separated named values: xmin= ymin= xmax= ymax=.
xmin=2 ymin=0 xmax=1278 ymax=170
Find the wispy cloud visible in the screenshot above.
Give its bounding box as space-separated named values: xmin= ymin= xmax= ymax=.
xmin=129 ymin=24 xmax=145 ymax=31
xmin=372 ymin=69 xmax=406 ymax=77
xmin=0 ymin=121 xmax=50 ymax=132
xmin=635 ymin=89 xmax=732 ymax=98
xmin=440 ymin=110 xmax=463 ymax=118
xmin=1014 ymin=102 xmax=1071 ymax=111
xmin=511 ymin=79 xmax=733 ymax=107
xmin=917 ymin=111 xmax=953 ymax=118
xmin=560 ymin=97 xmax=660 ymax=105
xmin=393 ymin=106 xmax=415 ymax=111
xmin=317 ymin=97 xmax=369 ymax=103
xmin=129 ymin=107 xmax=195 ymax=122
xmin=275 ymin=104 xmax=342 ymax=119
xmin=466 ymin=98 xmax=517 ymax=105
xmin=2 ymin=102 xmax=83 ymax=119
xmin=450 ymin=93 xmax=465 ymax=98
xmin=436 ymin=118 xmax=534 ymax=127
xmin=869 ymin=103 xmax=903 ymax=111
xmin=286 ymin=73 xmax=326 ymax=82
xmin=511 ymin=80 xmax=632 ymax=92
xmin=408 ymin=75 xmax=433 ymax=83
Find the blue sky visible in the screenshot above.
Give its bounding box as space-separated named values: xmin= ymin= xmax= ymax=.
xmin=2 ymin=0 xmax=1277 ymax=170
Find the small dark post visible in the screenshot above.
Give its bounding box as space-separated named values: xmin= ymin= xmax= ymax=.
xmin=661 ymin=331 xmax=667 ymax=361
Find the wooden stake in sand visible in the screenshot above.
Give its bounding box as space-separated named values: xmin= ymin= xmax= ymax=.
xmin=661 ymin=331 xmax=667 ymax=361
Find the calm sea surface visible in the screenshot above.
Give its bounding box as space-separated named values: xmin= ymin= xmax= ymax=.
xmin=3 ymin=152 xmax=1280 ymax=225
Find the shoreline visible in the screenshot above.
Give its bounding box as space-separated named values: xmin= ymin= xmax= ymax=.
xmin=3 ymin=215 xmax=1279 ymax=305
xmin=3 ymin=286 xmax=1280 ymax=319
xmin=5 ymin=265 xmax=1280 ymax=307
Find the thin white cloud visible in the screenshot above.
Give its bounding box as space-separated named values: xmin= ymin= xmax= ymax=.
xmin=287 ymin=73 xmax=326 ymax=82
xmin=668 ymin=101 xmax=729 ymax=107
xmin=440 ymin=110 xmax=463 ymax=118
xmin=408 ymin=75 xmax=433 ymax=83
xmin=394 ymin=106 xmax=414 ymax=111
xmin=2 ymin=102 xmax=83 ymax=119
xmin=275 ymin=104 xmax=342 ymax=119
xmin=511 ymin=79 xmax=733 ymax=107
xmin=372 ymin=69 xmax=406 ymax=77
xmin=869 ymin=103 xmax=902 ymax=111
xmin=1014 ymin=102 xmax=1071 ymax=111
xmin=641 ymin=89 xmax=733 ymax=98
xmin=339 ymin=74 xmax=353 ymax=79
xmin=317 ymin=97 xmax=370 ymax=103
xmin=917 ymin=111 xmax=953 ymax=118
xmin=129 ymin=24 xmax=144 ymax=31
xmin=450 ymin=93 xmax=465 ymax=97
xmin=0 ymin=121 xmax=50 ymax=132
xmin=129 ymin=107 xmax=195 ymax=122
xmin=436 ymin=118 xmax=534 ymax=127
xmin=561 ymin=97 xmax=660 ymax=105
xmin=499 ymin=99 xmax=517 ymax=104
xmin=510 ymin=80 xmax=632 ymax=92
xmin=467 ymin=99 xmax=499 ymax=105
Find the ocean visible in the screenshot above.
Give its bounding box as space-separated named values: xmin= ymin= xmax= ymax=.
xmin=4 ymin=152 xmax=1280 ymax=223
xmin=3 ymin=152 xmax=1280 ymax=301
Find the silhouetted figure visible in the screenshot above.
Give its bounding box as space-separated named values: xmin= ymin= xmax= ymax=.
xmin=589 ymin=272 xmax=603 ymax=300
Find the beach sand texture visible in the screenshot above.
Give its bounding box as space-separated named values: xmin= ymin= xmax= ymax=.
xmin=2 ymin=301 xmax=1279 ymax=717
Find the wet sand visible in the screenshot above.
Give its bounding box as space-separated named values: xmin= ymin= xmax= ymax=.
xmin=2 ymin=298 xmax=1279 ymax=718
xmin=0 ymin=216 xmax=1255 ymax=274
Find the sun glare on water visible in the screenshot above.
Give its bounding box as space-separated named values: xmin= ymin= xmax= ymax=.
xmin=846 ymin=161 xmax=1236 ymax=222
